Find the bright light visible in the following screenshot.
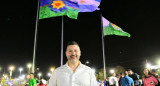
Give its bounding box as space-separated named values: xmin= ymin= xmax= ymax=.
xmin=158 ymin=60 xmax=160 ymax=65
xmin=146 ymin=63 xmax=151 ymax=69
xmin=27 ymin=64 xmax=32 ymax=68
xmin=110 ymin=69 xmax=114 ymax=74
xmin=86 ymin=61 xmax=90 ymax=64
xmin=19 ymin=68 xmax=23 ymax=72
xmin=48 ymin=73 xmax=51 ymax=77
xmin=50 ymin=67 xmax=55 ymax=73
xmin=38 ymin=73 xmax=42 ymax=77
xmin=9 ymin=66 xmax=14 ymax=71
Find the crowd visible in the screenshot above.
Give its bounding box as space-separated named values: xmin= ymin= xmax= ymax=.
xmin=23 ymin=67 xmax=160 ymax=86
xmin=97 ymin=68 xmax=160 ymax=86
xmin=1 ymin=41 xmax=160 ymax=86
xmin=24 ymin=73 xmax=47 ymax=86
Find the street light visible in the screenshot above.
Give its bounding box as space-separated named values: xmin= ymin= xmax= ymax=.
xmin=85 ymin=61 xmax=90 ymax=65
xmin=19 ymin=67 xmax=23 ymax=77
xmin=110 ymin=69 xmax=114 ymax=74
xmin=48 ymin=72 xmax=52 ymax=77
xmin=19 ymin=68 xmax=23 ymax=85
xmin=9 ymin=66 xmax=14 ymax=80
xmin=27 ymin=64 xmax=32 ymax=74
xmin=38 ymin=73 xmax=42 ymax=80
xmin=50 ymin=68 xmax=55 ymax=74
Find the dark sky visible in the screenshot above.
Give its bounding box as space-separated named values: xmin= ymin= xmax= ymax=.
xmin=0 ymin=0 xmax=160 ymax=78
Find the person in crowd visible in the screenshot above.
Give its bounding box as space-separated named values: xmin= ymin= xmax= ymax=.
xmin=109 ymin=72 xmax=119 ymax=86
xmin=119 ymin=71 xmax=134 ymax=86
xmin=29 ymin=73 xmax=37 ymax=86
xmin=128 ymin=69 xmax=140 ymax=86
xmin=48 ymin=41 xmax=97 ymax=86
xmin=25 ymin=74 xmax=30 ymax=86
xmin=101 ymin=80 xmax=104 ymax=86
xmin=142 ymin=68 xmax=158 ymax=86
xmin=151 ymin=69 xmax=160 ymax=86
xmin=97 ymin=79 xmax=101 ymax=86
xmin=37 ymin=79 xmax=47 ymax=86
xmin=151 ymin=69 xmax=159 ymax=78
xmin=104 ymin=78 xmax=109 ymax=86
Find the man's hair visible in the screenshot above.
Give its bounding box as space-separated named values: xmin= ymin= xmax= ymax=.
xmin=30 ymin=73 xmax=34 ymax=75
xmin=120 ymin=72 xmax=124 ymax=75
xmin=127 ymin=69 xmax=133 ymax=71
xmin=67 ymin=41 xmax=79 ymax=46
xmin=66 ymin=41 xmax=80 ymax=50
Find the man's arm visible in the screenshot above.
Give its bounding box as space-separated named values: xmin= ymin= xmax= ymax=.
xmin=48 ymin=70 xmax=57 ymax=86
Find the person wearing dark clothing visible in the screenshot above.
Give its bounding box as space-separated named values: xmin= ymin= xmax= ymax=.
xmin=151 ymin=69 xmax=160 ymax=86
xmin=128 ymin=69 xmax=140 ymax=86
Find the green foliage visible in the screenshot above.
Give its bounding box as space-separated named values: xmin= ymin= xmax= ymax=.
xmin=95 ymin=65 xmax=125 ymax=80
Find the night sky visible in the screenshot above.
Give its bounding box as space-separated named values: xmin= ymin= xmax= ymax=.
xmin=0 ymin=0 xmax=160 ymax=78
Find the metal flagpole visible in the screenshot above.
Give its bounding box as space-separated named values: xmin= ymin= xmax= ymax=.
xmin=32 ymin=0 xmax=40 ymax=73
xmin=60 ymin=16 xmax=64 ymax=66
xmin=100 ymin=14 xmax=106 ymax=80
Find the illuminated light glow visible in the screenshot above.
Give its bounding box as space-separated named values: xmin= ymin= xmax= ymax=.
xmin=110 ymin=69 xmax=114 ymax=74
xmin=52 ymin=1 xmax=65 ymax=9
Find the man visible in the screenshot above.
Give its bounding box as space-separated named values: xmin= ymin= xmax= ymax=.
xmin=127 ymin=69 xmax=139 ymax=86
xmin=119 ymin=71 xmax=134 ymax=86
xmin=109 ymin=73 xmax=119 ymax=86
xmin=29 ymin=73 xmax=37 ymax=86
xmin=25 ymin=74 xmax=30 ymax=86
xmin=48 ymin=41 xmax=97 ymax=86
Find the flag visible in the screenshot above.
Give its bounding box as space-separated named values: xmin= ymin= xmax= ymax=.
xmin=39 ymin=0 xmax=101 ymax=19
xmin=102 ymin=17 xmax=131 ymax=37
xmin=39 ymin=0 xmax=79 ymax=19
xmin=71 ymin=0 xmax=101 ymax=12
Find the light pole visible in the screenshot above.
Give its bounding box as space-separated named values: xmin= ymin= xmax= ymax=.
xmin=0 ymin=67 xmax=2 ymax=77
xmin=9 ymin=66 xmax=14 ymax=80
xmin=27 ymin=64 xmax=32 ymax=74
xmin=19 ymin=67 xmax=23 ymax=85
xmin=19 ymin=68 xmax=23 ymax=77
xmin=38 ymin=73 xmax=42 ymax=80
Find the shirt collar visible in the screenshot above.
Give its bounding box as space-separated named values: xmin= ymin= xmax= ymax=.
xmin=65 ymin=61 xmax=84 ymax=68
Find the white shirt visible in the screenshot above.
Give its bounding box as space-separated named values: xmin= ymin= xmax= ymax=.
xmin=48 ymin=62 xmax=97 ymax=86
xmin=109 ymin=76 xmax=119 ymax=86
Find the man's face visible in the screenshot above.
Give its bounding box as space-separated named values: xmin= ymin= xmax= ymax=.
xmin=26 ymin=75 xmax=30 ymax=79
xmin=30 ymin=74 xmax=34 ymax=79
xmin=66 ymin=45 xmax=81 ymax=64
xmin=113 ymin=73 xmax=116 ymax=77
xmin=128 ymin=71 xmax=132 ymax=75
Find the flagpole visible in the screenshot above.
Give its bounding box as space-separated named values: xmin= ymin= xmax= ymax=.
xmin=60 ymin=16 xmax=64 ymax=66
xmin=100 ymin=14 xmax=106 ymax=80
xmin=32 ymin=0 xmax=40 ymax=73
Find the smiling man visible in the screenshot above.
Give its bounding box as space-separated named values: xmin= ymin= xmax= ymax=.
xmin=48 ymin=41 xmax=97 ymax=86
